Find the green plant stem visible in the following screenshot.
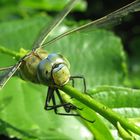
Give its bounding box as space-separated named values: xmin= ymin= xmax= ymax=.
xmin=0 ymin=45 xmax=26 ymax=60
xmin=61 ymin=84 xmax=140 ymax=136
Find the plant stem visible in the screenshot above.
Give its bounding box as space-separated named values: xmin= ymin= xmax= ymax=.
xmin=61 ymin=84 xmax=140 ymax=136
xmin=0 ymin=45 xmax=27 ymax=60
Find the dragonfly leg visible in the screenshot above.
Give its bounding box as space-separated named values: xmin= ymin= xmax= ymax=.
xmin=56 ymin=88 xmax=84 ymax=110
xmin=70 ymin=78 xmax=74 ymax=88
xmin=53 ymin=90 xmax=95 ymax=123
xmin=70 ymin=75 xmax=87 ymax=93
xmin=55 ymin=89 xmax=77 ymax=112
xmin=52 ymin=89 xmax=80 ymax=116
xmin=44 ymin=87 xmax=75 ymax=110
xmin=44 ymin=87 xmax=55 ymax=110
xmin=44 ymin=87 xmax=94 ymax=123
xmin=55 ymin=89 xmax=94 ymax=123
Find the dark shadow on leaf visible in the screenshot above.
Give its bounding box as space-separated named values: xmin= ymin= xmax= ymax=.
xmin=0 ymin=97 xmax=12 ymax=111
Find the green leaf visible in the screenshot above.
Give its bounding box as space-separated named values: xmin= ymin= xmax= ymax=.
xmin=19 ymin=0 xmax=87 ymax=11
xmin=61 ymin=92 xmax=114 ymax=140
xmin=0 ymin=77 xmax=92 ymax=140
xmin=61 ymin=85 xmax=140 ymax=138
xmin=89 ymin=85 xmax=140 ymax=118
xmin=90 ymin=86 xmax=140 ymax=108
xmin=0 ymin=0 xmax=87 ymax=21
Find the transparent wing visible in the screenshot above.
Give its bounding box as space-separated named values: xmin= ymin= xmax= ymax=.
xmin=42 ymin=0 xmax=140 ymax=47
xmin=0 ymin=62 xmax=22 ymax=88
xmin=0 ymin=66 xmax=13 ymax=71
xmin=32 ymin=0 xmax=79 ymax=51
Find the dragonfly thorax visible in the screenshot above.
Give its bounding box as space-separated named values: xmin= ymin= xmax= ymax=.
xmin=37 ymin=53 xmax=70 ymax=86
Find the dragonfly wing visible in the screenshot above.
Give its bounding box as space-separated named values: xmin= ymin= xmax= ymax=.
xmin=0 ymin=66 xmax=13 ymax=71
xmin=32 ymin=0 xmax=79 ymax=51
xmin=0 ymin=62 xmax=22 ymax=88
xmin=42 ymin=0 xmax=140 ymax=47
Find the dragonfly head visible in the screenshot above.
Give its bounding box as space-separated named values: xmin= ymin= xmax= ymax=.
xmin=37 ymin=53 xmax=70 ymax=86
xmin=52 ymin=63 xmax=70 ymax=86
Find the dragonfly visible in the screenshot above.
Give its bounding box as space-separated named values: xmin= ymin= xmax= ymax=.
xmin=0 ymin=0 xmax=140 ymax=122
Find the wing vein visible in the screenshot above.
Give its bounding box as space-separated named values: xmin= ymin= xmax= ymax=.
xmin=32 ymin=0 xmax=79 ymax=51
xmin=42 ymin=0 xmax=140 ymax=47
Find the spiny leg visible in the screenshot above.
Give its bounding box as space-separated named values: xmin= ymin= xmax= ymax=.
xmin=44 ymin=87 xmax=74 ymax=110
xmin=52 ymin=89 xmax=79 ymax=116
xmin=44 ymin=87 xmax=94 ymax=123
xmin=44 ymin=86 xmax=55 ymax=110
xmin=55 ymin=88 xmax=82 ymax=111
xmin=55 ymin=89 xmax=77 ymax=113
xmin=70 ymin=78 xmax=74 ymax=88
xmin=70 ymin=75 xmax=87 ymax=93
xmin=55 ymin=89 xmax=94 ymax=123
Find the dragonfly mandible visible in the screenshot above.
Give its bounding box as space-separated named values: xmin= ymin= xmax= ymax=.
xmin=0 ymin=0 xmax=140 ymax=122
